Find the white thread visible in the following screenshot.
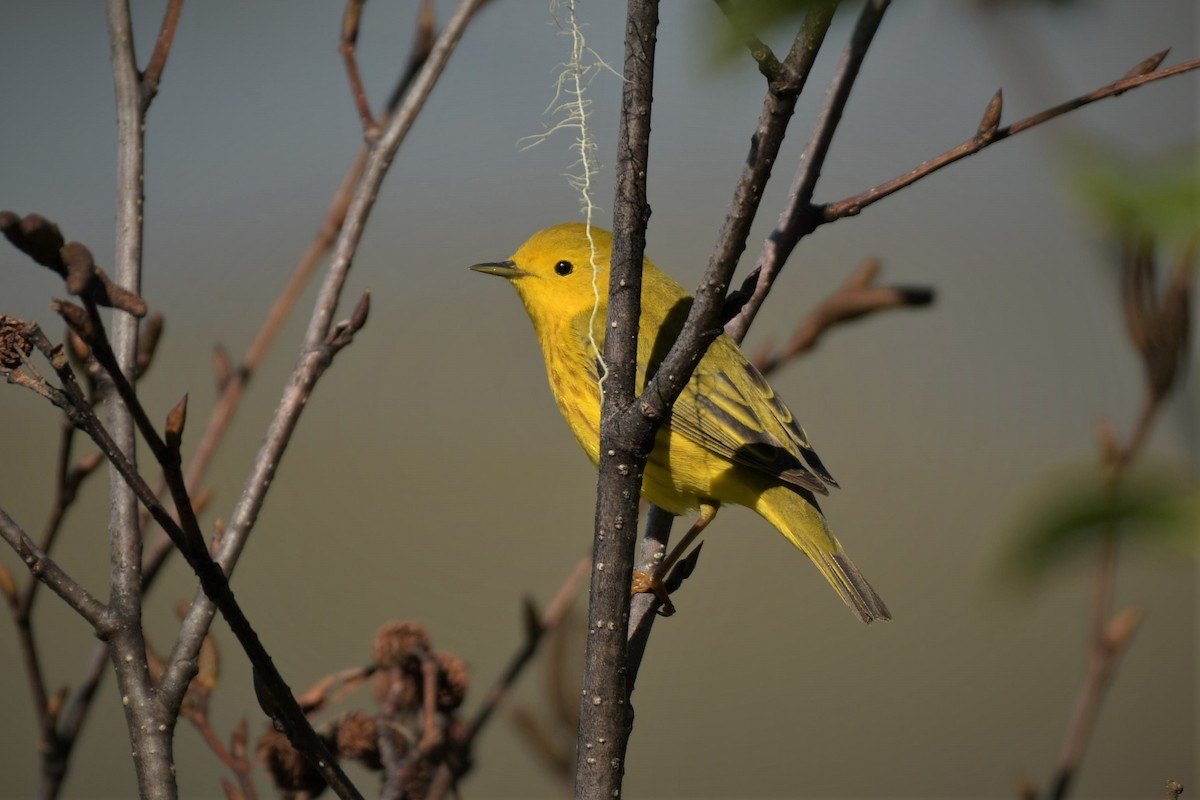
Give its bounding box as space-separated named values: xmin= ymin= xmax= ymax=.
xmin=520 ymin=0 xmax=621 ymax=394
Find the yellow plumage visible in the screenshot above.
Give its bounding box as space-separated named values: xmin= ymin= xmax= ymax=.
xmin=473 ymin=223 xmax=889 ymax=623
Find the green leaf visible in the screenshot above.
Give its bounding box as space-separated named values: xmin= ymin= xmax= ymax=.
xmin=1069 ymin=141 xmax=1200 ymax=246
xmin=1001 ymin=464 xmax=1198 ymax=584
xmin=708 ymin=0 xmax=826 ymax=63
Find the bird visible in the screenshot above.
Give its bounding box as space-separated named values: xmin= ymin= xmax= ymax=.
xmin=472 ymin=222 xmax=890 ymax=623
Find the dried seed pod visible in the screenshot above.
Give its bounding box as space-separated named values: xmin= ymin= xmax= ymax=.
xmin=434 ymin=650 xmax=469 ymax=711
xmin=334 ymin=711 xmax=383 ymax=770
xmin=373 ymin=621 xmax=432 ymax=666
xmin=256 ymin=727 xmax=327 ymax=797
xmin=0 ymin=315 xmax=33 ymax=368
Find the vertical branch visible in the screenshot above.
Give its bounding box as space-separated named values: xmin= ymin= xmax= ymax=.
xmin=725 ymin=0 xmax=890 ymax=343
xmin=302 ymin=0 xmax=485 ymax=355
xmin=575 ymin=3 xmax=659 ymax=797
xmin=621 ymin=4 xmax=840 ymax=655
xmin=624 ymin=505 xmax=673 ymax=680
xmin=150 ymin=5 xmax=485 ymax=797
xmin=1044 ymin=240 xmax=1192 ymax=799
xmin=104 ymin=2 xmax=177 ymax=797
xmin=105 ymin=0 xmax=147 ymax=625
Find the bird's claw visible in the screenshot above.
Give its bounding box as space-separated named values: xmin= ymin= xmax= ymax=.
xmin=631 ymin=569 xmax=676 ymax=616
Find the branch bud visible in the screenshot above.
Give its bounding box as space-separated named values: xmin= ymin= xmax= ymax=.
xmin=894 ymin=285 xmax=935 ymax=306
xmin=1104 ymin=606 xmax=1143 ymax=651
xmin=349 ymin=289 xmax=371 ymax=333
xmin=1123 ymin=49 xmax=1169 ymax=80
xmin=136 ymin=313 xmax=164 ymax=379
xmin=522 ymin=596 xmax=542 ymax=644
xmin=65 ymin=329 xmax=91 ymax=369
xmin=977 ymin=89 xmax=1003 ymax=142
xmin=196 ymin=629 xmax=220 ymax=694
xmin=0 ymin=561 xmax=16 ymax=605
xmin=61 ymin=242 xmax=98 ymax=297
xmin=46 ymin=685 xmax=68 ymax=721
xmin=165 ymin=394 xmax=188 ymax=453
xmin=50 ymin=299 xmax=93 ymax=341
xmin=60 ymin=241 xmax=148 ymax=317
xmin=0 ymin=211 xmax=67 ymax=273
xmin=213 ymin=344 xmax=233 ymax=391
xmin=19 ymin=214 xmax=67 ymax=270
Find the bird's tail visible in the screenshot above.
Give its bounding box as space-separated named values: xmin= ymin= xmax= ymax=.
xmin=753 ymin=484 xmax=891 ymax=624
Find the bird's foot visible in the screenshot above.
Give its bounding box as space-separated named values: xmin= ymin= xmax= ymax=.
xmin=631 ymin=569 xmax=675 ymax=617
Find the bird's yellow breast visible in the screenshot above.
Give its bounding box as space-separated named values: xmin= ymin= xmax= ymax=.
xmin=536 ymin=309 xmax=750 ymax=517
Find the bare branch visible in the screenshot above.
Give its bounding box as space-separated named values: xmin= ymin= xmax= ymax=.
xmin=157 ymin=1 xmax=486 ymax=793
xmin=635 ymin=0 xmax=837 ymax=424
xmin=341 ymin=0 xmax=379 ymax=139
xmin=14 ymin=316 xmax=363 ymax=798
xmin=141 ymin=0 xmax=437 ymax=590
xmin=577 ymin=0 xmax=661 ymax=793
xmin=0 ymin=507 xmax=108 ymax=627
xmin=48 ymin=5 xmax=445 ymax=787
xmin=141 ymin=0 xmax=185 ymax=100
xmin=712 ymin=0 xmax=782 ymax=79
xmin=750 ymin=257 xmax=934 ymax=375
xmin=822 ymin=56 xmax=1200 ymax=221
xmin=103 ymin=1 xmax=175 ymax=794
xmin=624 ymin=505 xmax=673 ymax=680
xmin=619 ymin=2 xmax=840 ymax=667
xmin=1045 ymin=241 xmax=1193 ymax=800
xmin=725 ymin=0 xmax=890 ymax=343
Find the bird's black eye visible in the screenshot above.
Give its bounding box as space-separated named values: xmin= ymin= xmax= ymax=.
xmin=554 ymin=260 xmax=574 ymax=276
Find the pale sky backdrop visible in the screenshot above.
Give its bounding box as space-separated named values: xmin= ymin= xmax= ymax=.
xmin=0 ymin=1 xmax=1196 ymax=798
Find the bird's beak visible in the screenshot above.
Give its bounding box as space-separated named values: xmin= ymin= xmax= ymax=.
xmin=470 ymin=260 xmax=526 ymax=279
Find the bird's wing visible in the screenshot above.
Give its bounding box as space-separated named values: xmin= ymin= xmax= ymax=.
xmin=666 ymin=337 xmax=838 ymax=495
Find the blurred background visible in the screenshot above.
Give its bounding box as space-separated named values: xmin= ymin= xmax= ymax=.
xmin=0 ymin=1 xmax=1195 ymax=797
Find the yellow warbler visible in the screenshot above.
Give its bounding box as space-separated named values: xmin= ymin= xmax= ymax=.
xmin=473 ymin=223 xmax=889 ymax=623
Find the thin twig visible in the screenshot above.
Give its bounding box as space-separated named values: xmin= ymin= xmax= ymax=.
xmin=427 ymin=556 xmax=590 ymax=799
xmin=750 ymin=257 xmax=934 ymax=375
xmin=159 ymin=1 xmax=483 ymax=793
xmin=51 ymin=0 xmax=439 ymax=782
xmin=341 ymin=0 xmax=379 ymax=139
xmin=1044 ymin=239 xmax=1194 ymax=798
xmin=295 ymin=664 xmax=377 ymax=714
xmin=1048 ymin=392 xmax=1158 ymax=800
xmin=822 ymin=56 xmax=1200 ymax=222
xmin=187 ymin=708 xmax=257 ymax=800
xmin=712 ymin=0 xmax=782 ymax=79
xmin=471 ymin=556 xmax=589 ymax=741
xmin=0 ymin=507 xmax=108 ymax=627
xmin=141 ymin=0 xmax=185 ymax=101
xmin=8 ymin=422 xmax=103 ymax=773
xmin=19 ymin=319 xmax=365 ymax=799
xmin=624 ymin=505 xmax=674 ymax=691
xmin=725 ymin=0 xmax=890 ymax=343
xmin=139 ymin=0 xmax=436 ymax=588
xmin=621 ymin=0 xmax=840 ymax=696
xmin=633 ymin=0 xmax=837 ymax=430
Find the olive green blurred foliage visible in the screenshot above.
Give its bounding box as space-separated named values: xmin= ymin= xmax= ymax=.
xmin=1069 ymin=141 xmax=1200 ymax=246
xmin=1002 ymin=464 xmax=1198 ymax=584
xmin=707 ymin=0 xmax=827 ymax=61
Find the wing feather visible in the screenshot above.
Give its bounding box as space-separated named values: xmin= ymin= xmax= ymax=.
xmin=665 ymin=336 xmax=837 ymax=494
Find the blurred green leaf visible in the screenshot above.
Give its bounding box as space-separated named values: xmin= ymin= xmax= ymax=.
xmin=1001 ymin=464 xmax=1198 ymax=584
xmin=972 ymin=0 xmax=1087 ymax=8
xmin=1069 ymin=141 xmax=1200 ymax=246
xmin=708 ymin=0 xmax=826 ymax=63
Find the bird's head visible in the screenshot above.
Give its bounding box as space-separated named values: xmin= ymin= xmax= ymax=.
xmin=471 ymin=223 xmax=614 ymax=324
